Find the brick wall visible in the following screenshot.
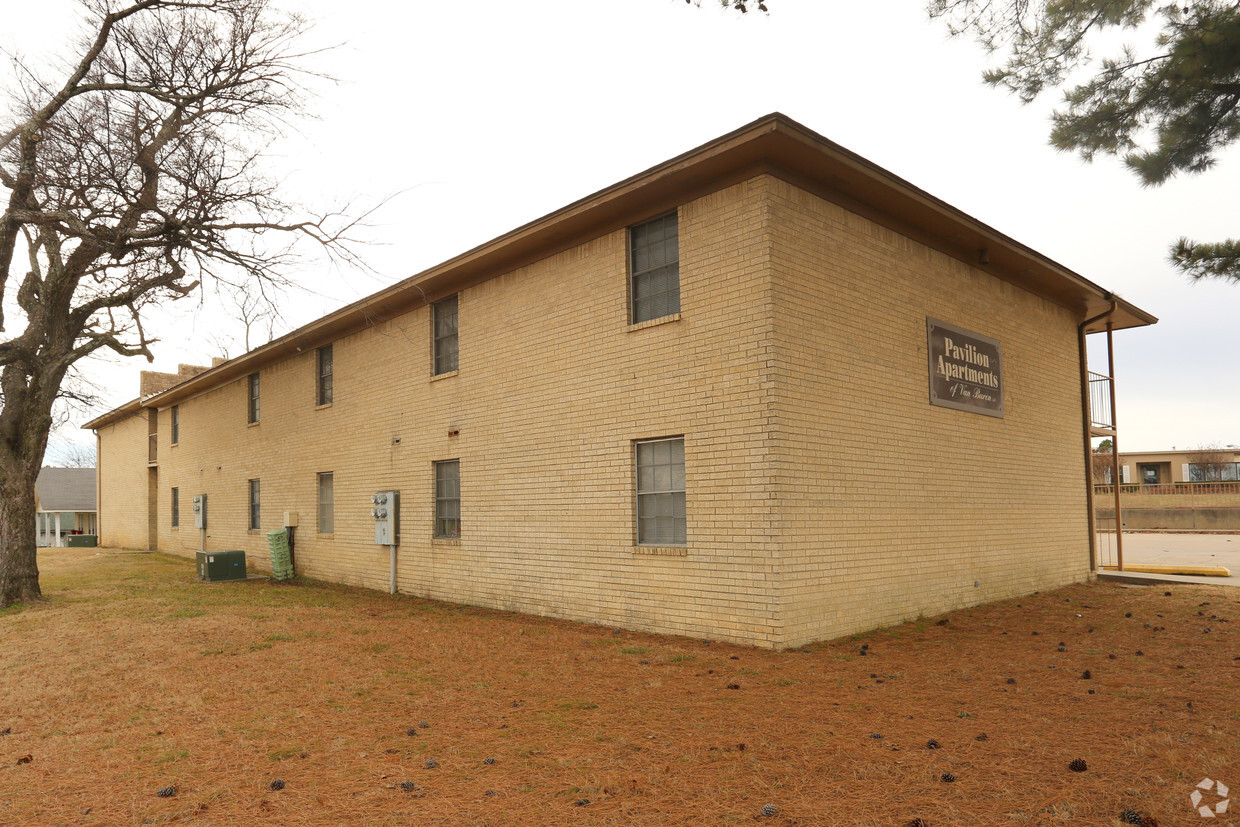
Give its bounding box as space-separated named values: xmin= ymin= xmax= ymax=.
xmin=96 ymin=411 xmax=152 ymax=549
xmin=766 ymin=177 xmax=1091 ymax=646
xmin=144 ymin=178 xmax=784 ymax=646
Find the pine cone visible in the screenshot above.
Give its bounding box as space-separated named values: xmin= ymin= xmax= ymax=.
xmin=400 ymin=781 xmax=416 ymax=791
xmin=1069 ymin=758 xmax=1087 ymax=772
xmin=761 ymin=803 xmax=778 ymax=817
xmin=483 ymin=757 xmax=496 ymax=765
xmin=156 ymin=786 xmax=177 ymax=798
xmin=940 ymin=772 xmax=956 ymax=783
xmin=269 ymin=779 xmax=285 ymax=791
xmin=1119 ymin=810 xmax=1143 ymax=825
xmin=424 ymin=759 xmax=438 ymax=769
xmin=926 ymin=739 xmax=940 ymax=749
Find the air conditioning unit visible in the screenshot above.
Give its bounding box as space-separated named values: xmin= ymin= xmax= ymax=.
xmin=196 ymin=550 xmax=246 ymax=582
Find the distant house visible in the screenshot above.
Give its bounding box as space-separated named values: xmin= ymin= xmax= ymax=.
xmin=36 ymin=467 xmax=98 ymax=547
xmin=1101 ymin=448 xmax=1240 ymax=486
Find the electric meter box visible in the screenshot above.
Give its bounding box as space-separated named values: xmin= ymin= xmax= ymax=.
xmin=192 ymin=494 xmax=207 ymax=529
xmin=372 ymin=490 xmax=399 ymax=545
xmin=196 ymin=550 xmax=246 ymax=582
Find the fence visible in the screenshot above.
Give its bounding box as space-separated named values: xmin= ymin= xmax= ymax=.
xmin=1094 ymin=482 xmax=1240 ymax=498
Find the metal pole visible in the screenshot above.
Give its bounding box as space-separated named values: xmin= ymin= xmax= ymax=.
xmin=389 ymin=544 xmax=397 ymax=595
xmin=1107 ymin=322 xmax=1124 ymax=571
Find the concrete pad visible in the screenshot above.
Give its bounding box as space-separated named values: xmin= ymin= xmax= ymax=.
xmin=1095 ymin=532 xmax=1240 ymax=587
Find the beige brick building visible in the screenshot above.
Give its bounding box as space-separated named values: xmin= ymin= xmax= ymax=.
xmin=86 ymin=114 xmax=1155 ymax=648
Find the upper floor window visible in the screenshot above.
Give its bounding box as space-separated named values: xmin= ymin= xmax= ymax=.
xmin=248 ymin=373 xmax=261 ymax=423
xmin=630 ymin=212 xmax=680 ymax=324
xmin=433 ymin=295 xmax=458 ymax=375
xmin=170 ymin=405 xmax=180 ymax=444
xmin=317 ymin=344 xmax=333 ymax=406
xmin=635 ymin=437 xmax=686 ymax=545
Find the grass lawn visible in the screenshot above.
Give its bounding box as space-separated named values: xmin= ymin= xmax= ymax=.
xmin=1 ymin=549 xmax=1237 ymax=826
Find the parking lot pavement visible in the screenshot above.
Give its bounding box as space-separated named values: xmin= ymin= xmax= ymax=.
xmin=1096 ymin=532 xmax=1240 ymax=586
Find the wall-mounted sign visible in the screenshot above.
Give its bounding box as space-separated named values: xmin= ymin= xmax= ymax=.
xmin=927 ymin=318 xmax=1003 ymax=418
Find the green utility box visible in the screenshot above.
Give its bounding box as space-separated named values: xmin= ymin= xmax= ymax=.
xmin=266 ymin=530 xmax=294 ymax=581
xmin=196 ymin=550 xmax=247 ymax=582
xmin=66 ymin=534 xmax=97 ymax=548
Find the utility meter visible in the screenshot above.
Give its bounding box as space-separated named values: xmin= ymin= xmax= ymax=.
xmin=192 ymin=494 xmax=207 ymax=529
xmin=372 ymin=491 xmax=399 ymax=545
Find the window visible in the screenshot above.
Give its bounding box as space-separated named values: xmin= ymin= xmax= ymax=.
xmin=248 ymin=479 xmax=261 ymax=530
xmin=317 ymin=472 xmax=334 ymax=533
xmin=630 ymin=212 xmax=680 ymax=324
xmin=635 ymin=437 xmax=686 ymax=545
xmin=317 ymin=344 xmax=333 ymax=406
xmin=1188 ymin=462 xmax=1240 ymax=482
xmin=433 ymin=295 xmax=458 ymax=375
xmin=248 ymin=373 xmax=261 ymax=423
xmin=171 ymin=487 xmax=179 ymax=527
xmin=434 ymin=460 xmax=460 ymax=538
xmin=170 ymin=405 xmax=180 ymax=444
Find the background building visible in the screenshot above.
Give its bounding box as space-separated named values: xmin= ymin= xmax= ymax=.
xmin=35 ymin=467 xmax=97 ymax=547
xmin=86 ymin=115 xmax=1155 ymax=648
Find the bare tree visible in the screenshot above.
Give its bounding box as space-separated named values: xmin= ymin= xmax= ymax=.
xmin=1091 ymin=441 xmax=1114 ymax=485
xmin=206 ymin=279 xmax=279 ymax=357
xmin=51 ymin=440 xmax=97 ymax=468
xmin=0 ymin=0 xmax=359 ymax=606
xmin=1185 ymin=444 xmax=1234 ymax=483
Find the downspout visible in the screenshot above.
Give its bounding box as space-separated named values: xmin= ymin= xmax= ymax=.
xmin=1078 ymin=300 xmax=1117 ymax=575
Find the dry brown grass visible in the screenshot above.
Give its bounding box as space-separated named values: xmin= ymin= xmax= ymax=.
xmin=1 ymin=549 xmax=1237 ymax=826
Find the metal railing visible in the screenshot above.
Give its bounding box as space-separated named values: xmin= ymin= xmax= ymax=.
xmin=1094 ymin=482 xmax=1240 ymax=497
xmin=1087 ymin=371 xmax=1113 ymax=432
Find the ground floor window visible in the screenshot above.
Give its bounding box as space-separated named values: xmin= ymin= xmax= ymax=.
xmin=1188 ymin=462 xmax=1240 ymax=482
xmin=434 ymin=460 xmax=460 ymax=538
xmin=171 ymin=487 xmax=179 ymax=527
xmin=318 ymin=472 xmax=334 ymax=533
xmin=249 ymin=479 xmax=261 ymax=530
xmin=635 ymin=437 xmax=686 ymax=545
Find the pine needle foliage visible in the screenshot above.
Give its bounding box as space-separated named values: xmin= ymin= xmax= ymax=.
xmin=928 ymin=0 xmax=1240 ymax=284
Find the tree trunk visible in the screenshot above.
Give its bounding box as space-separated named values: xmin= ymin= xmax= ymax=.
xmin=0 ymin=464 xmax=43 ymax=605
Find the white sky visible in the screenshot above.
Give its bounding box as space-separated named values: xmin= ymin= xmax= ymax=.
xmin=8 ymin=0 xmax=1238 ymax=459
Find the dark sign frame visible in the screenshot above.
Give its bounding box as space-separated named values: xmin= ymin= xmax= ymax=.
xmin=927 ymin=318 xmax=1004 ymax=418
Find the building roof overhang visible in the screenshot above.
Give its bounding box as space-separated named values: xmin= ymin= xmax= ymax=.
xmin=84 ymin=112 xmax=1156 ymax=421
xmin=82 ymin=398 xmax=142 ymax=431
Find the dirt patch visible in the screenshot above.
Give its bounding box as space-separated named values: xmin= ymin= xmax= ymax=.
xmin=1 ymin=549 xmax=1237 ymax=825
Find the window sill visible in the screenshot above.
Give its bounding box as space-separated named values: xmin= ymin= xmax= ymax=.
xmin=430 ymin=370 xmax=459 ymax=383
xmin=628 ymin=312 xmax=681 ymax=332
xmin=315 ymin=402 xmax=333 ymax=411
xmin=247 ymin=421 xmax=260 ymax=428
xmin=247 ymin=529 xmax=262 ymax=535
xmin=432 ymin=537 xmax=461 ymax=546
xmin=632 ymin=545 xmax=687 ymax=557
xmin=317 ymin=533 xmax=334 ymax=539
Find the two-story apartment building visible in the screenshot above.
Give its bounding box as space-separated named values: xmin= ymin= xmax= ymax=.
xmin=86 ymin=114 xmax=1155 ymax=648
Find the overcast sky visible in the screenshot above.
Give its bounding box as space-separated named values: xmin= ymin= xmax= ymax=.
xmin=8 ymin=0 xmax=1238 ymax=459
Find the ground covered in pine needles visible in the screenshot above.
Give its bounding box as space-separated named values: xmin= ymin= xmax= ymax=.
xmin=1 ymin=550 xmax=1237 ymax=826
